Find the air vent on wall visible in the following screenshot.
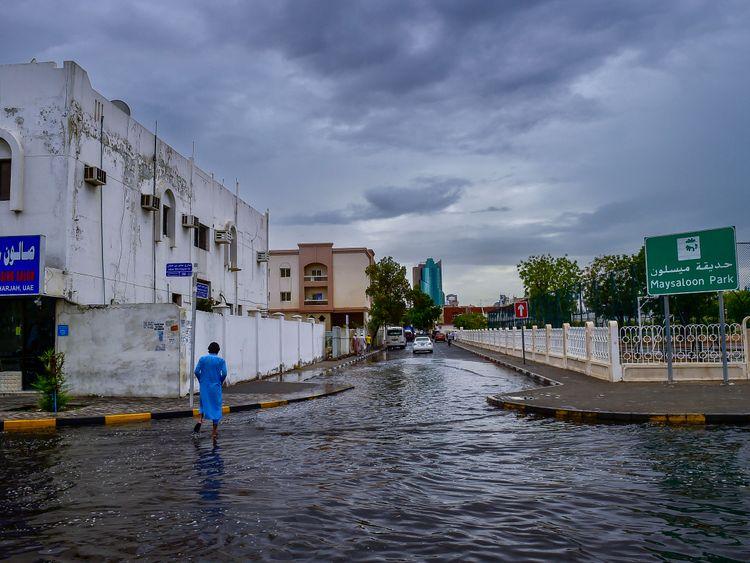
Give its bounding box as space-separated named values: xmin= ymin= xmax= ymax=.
xmin=84 ymin=165 xmax=107 ymax=186
xmin=182 ymin=214 xmax=200 ymax=229
xmin=140 ymin=194 xmax=161 ymax=211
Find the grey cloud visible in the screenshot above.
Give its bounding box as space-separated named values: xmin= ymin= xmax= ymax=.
xmin=472 ymin=206 xmax=511 ymax=214
xmin=280 ymin=176 xmax=468 ymax=225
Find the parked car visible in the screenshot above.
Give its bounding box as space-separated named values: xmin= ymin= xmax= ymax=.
xmin=434 ymin=332 xmax=446 ymax=342
xmin=404 ymin=329 xmax=415 ymax=342
xmin=412 ymin=336 xmax=434 ymax=354
xmin=386 ymin=326 xmax=407 ymax=349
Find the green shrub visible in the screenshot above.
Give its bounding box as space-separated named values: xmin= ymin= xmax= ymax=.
xmin=32 ymin=349 xmax=70 ymax=412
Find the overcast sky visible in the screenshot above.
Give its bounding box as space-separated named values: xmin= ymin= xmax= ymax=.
xmin=3 ymin=1 xmax=749 ymax=304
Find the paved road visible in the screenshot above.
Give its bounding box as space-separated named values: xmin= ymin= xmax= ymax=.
xmin=2 ymin=343 xmax=749 ymax=560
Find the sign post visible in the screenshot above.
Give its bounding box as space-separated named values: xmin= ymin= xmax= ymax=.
xmin=663 ymin=296 xmax=673 ymax=383
xmin=167 ymin=262 xmax=197 ymax=406
xmin=645 ymin=227 xmax=738 ymax=384
xmin=718 ymin=291 xmax=728 ymax=384
xmin=515 ymin=300 xmax=529 ymax=365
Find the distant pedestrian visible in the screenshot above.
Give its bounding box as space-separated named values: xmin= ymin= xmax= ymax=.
xmin=193 ymin=341 xmax=227 ymax=440
xmin=365 ymin=334 xmax=372 ymax=352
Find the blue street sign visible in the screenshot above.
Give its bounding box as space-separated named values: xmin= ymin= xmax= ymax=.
xmin=166 ymin=262 xmax=193 ymax=277
xmin=0 ymin=235 xmax=45 ymax=296
xmin=57 ymin=324 xmax=69 ymax=337
xmin=196 ymin=282 xmax=209 ymax=299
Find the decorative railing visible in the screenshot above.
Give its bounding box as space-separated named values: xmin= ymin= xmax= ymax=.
xmin=454 ymin=318 xmax=750 ymax=382
xmin=304 ymin=275 xmax=328 ymax=282
xmin=304 ymin=299 xmax=328 ymax=305
xmin=619 ymin=323 xmax=745 ymax=364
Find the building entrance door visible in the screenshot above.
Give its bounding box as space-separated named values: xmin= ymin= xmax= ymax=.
xmin=0 ymin=297 xmax=56 ymax=389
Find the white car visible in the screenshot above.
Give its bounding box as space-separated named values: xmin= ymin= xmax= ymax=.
xmin=412 ymin=336 xmax=434 ymax=354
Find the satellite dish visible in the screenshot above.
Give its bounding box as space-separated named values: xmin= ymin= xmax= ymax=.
xmin=111 ymin=99 xmax=131 ymax=116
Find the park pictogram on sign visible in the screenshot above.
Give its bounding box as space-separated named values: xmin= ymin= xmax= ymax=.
xmin=514 ymin=301 xmax=529 ymax=319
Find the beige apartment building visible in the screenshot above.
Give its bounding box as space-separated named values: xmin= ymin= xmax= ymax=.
xmin=268 ymin=243 xmax=374 ymax=329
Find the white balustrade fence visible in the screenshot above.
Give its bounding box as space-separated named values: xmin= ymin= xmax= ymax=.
xmin=456 ymin=317 xmax=750 ymax=382
xmin=619 ymin=323 xmax=745 ymax=364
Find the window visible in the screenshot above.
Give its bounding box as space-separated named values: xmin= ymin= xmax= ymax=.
xmin=162 ymin=204 xmax=171 ymax=237
xmin=171 ymin=293 xmax=182 ymax=306
xmin=280 ymin=267 xmax=291 ymax=278
xmin=0 ymin=160 xmax=9 ymax=201
xmin=194 ymin=224 xmax=209 ymax=251
xmin=311 ymin=268 xmax=323 ymax=277
xmin=280 ymin=291 xmax=291 ymax=302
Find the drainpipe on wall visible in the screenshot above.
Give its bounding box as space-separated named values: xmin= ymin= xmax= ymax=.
xmin=152 ymin=121 xmax=158 ymax=303
xmin=99 ymin=113 xmax=106 ymax=305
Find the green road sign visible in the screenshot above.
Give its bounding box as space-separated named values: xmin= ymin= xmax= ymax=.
xmin=645 ymin=226 xmax=738 ymax=296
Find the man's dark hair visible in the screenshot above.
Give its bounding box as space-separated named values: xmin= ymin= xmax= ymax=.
xmin=208 ymin=342 xmax=220 ymax=354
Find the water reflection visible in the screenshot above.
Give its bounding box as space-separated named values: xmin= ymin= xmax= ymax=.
xmin=1 ymin=349 xmax=749 ymax=561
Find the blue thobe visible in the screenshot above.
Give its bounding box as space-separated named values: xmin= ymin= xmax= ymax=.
xmin=194 ymin=353 xmax=228 ymax=422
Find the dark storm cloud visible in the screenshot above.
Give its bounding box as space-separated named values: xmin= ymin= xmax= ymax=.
xmin=280 ymin=176 xmax=468 ymax=225
xmin=1 ymin=0 xmax=749 ymax=301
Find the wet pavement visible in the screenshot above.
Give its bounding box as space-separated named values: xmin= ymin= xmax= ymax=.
xmin=457 ymin=342 xmax=750 ymax=417
xmin=1 ymin=343 xmax=750 ymax=560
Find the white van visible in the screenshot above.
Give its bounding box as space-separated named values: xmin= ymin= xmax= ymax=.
xmin=386 ymin=326 xmax=406 ymax=349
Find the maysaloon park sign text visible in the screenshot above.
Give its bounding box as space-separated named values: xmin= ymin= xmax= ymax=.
xmin=645 ymin=227 xmax=738 ymax=296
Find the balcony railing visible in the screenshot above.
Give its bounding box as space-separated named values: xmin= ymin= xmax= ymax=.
xmin=304 ymin=275 xmax=328 ymax=282
xmin=304 ymin=298 xmax=328 ymax=305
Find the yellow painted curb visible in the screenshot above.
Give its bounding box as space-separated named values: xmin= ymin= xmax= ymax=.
xmin=222 ymin=405 xmax=230 ymax=414
xmin=105 ymin=412 xmax=151 ymax=425
xmin=649 ymin=415 xmax=668 ymax=424
xmin=260 ymin=400 xmax=288 ymax=409
xmin=4 ymin=418 xmax=57 ymax=431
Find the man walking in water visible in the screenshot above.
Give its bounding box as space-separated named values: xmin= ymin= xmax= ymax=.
xmin=193 ymin=341 xmax=228 ymax=440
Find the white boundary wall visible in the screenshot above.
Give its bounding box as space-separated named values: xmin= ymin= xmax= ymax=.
xmin=56 ymin=303 xmax=325 ymax=397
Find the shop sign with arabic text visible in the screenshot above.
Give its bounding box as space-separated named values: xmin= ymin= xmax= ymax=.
xmin=0 ymin=235 xmax=46 ymax=296
xmin=645 ymin=227 xmax=738 ymax=296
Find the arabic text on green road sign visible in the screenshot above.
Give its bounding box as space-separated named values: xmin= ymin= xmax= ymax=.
xmin=645 ymin=226 xmax=738 ymax=296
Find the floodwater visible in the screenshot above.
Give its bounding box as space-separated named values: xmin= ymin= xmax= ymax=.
xmin=1 ymin=345 xmax=749 ymax=561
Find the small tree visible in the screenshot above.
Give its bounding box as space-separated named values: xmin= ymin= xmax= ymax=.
xmin=453 ymin=312 xmax=487 ymax=330
xmin=404 ymin=288 xmax=442 ymax=331
xmin=32 ymin=349 xmax=70 ymax=412
xmin=517 ymin=254 xmax=581 ymax=326
xmin=582 ymin=252 xmax=642 ymax=324
xmin=366 ymin=256 xmax=411 ymax=335
xmin=724 ymin=290 xmax=750 ymax=324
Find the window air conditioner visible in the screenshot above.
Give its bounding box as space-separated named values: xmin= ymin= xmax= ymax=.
xmin=182 ymin=214 xmax=200 ymax=229
xmin=84 ymin=165 xmax=107 ymax=186
xmin=140 ymin=194 xmax=161 ymax=211
xmin=214 ymin=229 xmax=233 ymax=244
xmin=256 ymin=251 xmax=270 ymax=263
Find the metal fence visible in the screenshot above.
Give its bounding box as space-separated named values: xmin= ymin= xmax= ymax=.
xmin=739 ymin=242 xmax=750 ymax=291
xmin=619 ymin=323 xmax=745 ymax=364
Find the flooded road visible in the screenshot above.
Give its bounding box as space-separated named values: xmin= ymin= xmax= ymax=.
xmin=1 ymin=344 xmax=750 ymax=561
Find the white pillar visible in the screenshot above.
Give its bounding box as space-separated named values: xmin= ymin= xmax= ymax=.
xmin=293 ymin=314 xmax=303 ymax=367
xmin=307 ymin=317 xmax=317 ymax=360
xmin=531 ymin=325 xmax=537 ymax=361
xmin=247 ymin=307 xmax=261 ymax=378
xmin=545 ymin=324 xmax=551 ymax=364
xmin=272 ymin=312 xmax=285 ymax=373
xmin=585 ymin=321 xmax=594 ymax=376
xmin=609 ymin=320 xmax=623 ymax=382
xmin=562 ymin=323 xmax=570 ymax=369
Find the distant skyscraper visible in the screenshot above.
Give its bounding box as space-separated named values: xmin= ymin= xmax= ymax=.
xmin=413 ymin=258 xmax=445 ymax=307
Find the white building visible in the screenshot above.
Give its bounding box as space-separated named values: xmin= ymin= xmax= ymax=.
xmin=0 ymin=60 xmax=269 ymax=388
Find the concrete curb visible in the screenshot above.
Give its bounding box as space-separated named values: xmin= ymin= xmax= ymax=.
xmin=456 ymin=341 xmax=750 ymax=426
xmin=0 ymin=385 xmax=354 ymax=432
xmin=318 ymin=349 xmax=382 ymax=376
xmin=485 ymin=395 xmax=750 ymax=425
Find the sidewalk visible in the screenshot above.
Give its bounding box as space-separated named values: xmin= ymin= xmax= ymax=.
xmin=456 ymin=342 xmax=750 ymax=424
xmin=0 ymin=349 xmax=381 ymax=431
